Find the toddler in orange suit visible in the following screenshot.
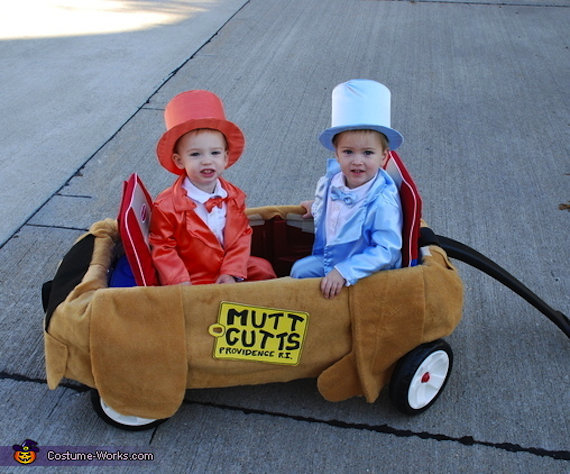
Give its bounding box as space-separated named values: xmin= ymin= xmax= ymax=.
xmin=149 ymin=90 xmax=276 ymax=285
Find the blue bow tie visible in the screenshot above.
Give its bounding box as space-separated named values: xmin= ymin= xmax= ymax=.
xmin=330 ymin=186 xmax=356 ymax=206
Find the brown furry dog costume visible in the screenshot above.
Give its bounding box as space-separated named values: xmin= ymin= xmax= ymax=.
xmin=43 ymin=207 xmax=462 ymax=419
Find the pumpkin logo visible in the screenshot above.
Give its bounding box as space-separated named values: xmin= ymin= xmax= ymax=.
xmin=12 ymin=439 xmax=39 ymax=465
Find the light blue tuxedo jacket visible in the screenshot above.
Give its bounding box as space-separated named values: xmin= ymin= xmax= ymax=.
xmin=311 ymin=159 xmax=403 ymax=285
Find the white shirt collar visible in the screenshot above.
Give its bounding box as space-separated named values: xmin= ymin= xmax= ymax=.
xmin=182 ymin=178 xmax=227 ymax=203
xmin=331 ymin=171 xmax=377 ymax=202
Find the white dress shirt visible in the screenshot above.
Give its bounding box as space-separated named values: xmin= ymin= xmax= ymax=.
xmin=325 ymin=172 xmax=376 ymax=244
xmin=182 ymin=178 xmax=228 ymax=246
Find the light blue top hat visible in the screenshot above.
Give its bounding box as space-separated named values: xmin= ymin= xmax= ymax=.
xmin=319 ymin=79 xmax=404 ymax=151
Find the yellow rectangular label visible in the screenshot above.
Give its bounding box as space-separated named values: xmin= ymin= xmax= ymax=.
xmin=209 ymin=301 xmax=309 ymax=365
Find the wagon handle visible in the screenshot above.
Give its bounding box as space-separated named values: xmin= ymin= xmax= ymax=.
xmin=422 ymin=230 xmax=569 ymax=339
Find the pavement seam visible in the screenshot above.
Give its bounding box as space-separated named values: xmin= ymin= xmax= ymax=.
xmin=407 ymin=0 xmax=568 ymax=7
xmin=0 ymin=370 xmax=88 ymax=393
xmin=26 ymin=223 xmax=89 ymax=232
xmin=183 ymin=399 xmax=570 ymax=461
xmin=2 ymin=370 xmax=567 ymax=461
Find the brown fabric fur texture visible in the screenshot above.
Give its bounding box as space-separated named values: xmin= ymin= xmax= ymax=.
xmin=317 ymin=246 xmax=462 ymax=402
xmin=44 ymin=208 xmax=462 ymax=419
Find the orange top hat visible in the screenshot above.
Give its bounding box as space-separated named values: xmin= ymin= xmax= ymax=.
xmin=156 ymin=90 xmax=245 ymax=174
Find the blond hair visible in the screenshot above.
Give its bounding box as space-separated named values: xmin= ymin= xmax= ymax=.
xmin=174 ymin=128 xmax=228 ymax=154
xmin=332 ymin=129 xmax=389 ymax=151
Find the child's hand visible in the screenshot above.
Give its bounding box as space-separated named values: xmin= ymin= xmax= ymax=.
xmin=300 ymin=200 xmax=314 ymax=218
xmin=216 ymin=274 xmax=237 ymax=284
xmin=320 ymin=269 xmax=346 ymax=299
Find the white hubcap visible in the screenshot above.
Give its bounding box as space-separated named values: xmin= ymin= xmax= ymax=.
xmin=408 ymin=350 xmax=450 ymax=409
xmin=100 ymin=397 xmax=157 ymax=427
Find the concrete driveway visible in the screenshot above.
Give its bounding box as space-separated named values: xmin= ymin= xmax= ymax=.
xmin=0 ymin=0 xmax=568 ymax=472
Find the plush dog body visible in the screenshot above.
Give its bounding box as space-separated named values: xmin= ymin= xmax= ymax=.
xmin=44 ymin=208 xmax=462 ymax=419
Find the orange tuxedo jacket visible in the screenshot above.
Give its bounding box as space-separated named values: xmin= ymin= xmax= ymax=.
xmin=149 ymin=175 xmax=252 ymax=285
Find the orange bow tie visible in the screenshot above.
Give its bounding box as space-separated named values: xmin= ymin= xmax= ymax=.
xmin=205 ymin=196 xmax=226 ymax=213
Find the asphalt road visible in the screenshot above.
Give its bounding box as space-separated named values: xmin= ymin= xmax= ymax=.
xmin=0 ymin=0 xmax=568 ymax=472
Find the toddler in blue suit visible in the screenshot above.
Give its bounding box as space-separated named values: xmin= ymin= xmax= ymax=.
xmin=291 ymin=79 xmax=403 ymax=298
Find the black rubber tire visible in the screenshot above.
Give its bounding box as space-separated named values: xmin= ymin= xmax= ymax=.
xmin=389 ymin=339 xmax=453 ymax=415
xmin=90 ymin=390 xmax=168 ymax=431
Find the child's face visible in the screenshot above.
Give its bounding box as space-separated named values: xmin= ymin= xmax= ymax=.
xmin=173 ymin=129 xmax=229 ymax=193
xmin=334 ymin=130 xmax=388 ymax=189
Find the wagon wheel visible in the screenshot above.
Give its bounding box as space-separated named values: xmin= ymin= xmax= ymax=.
xmin=90 ymin=390 xmax=168 ymax=431
xmin=389 ymin=339 xmax=453 ymax=415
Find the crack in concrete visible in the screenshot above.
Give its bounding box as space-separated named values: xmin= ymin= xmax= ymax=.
xmin=2 ymin=370 xmax=568 ymax=460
